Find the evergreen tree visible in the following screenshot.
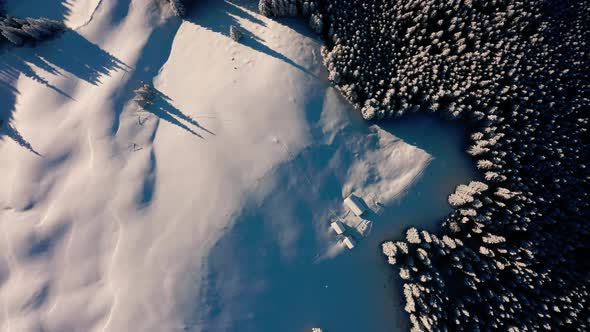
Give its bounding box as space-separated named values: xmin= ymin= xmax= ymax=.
xmin=229 ymin=25 xmax=243 ymax=42
xmin=261 ymin=0 xmax=590 ymax=330
xmin=168 ymin=0 xmax=191 ymax=17
xmin=0 ymin=16 xmax=65 ymax=47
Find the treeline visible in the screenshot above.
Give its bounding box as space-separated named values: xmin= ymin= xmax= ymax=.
xmin=0 ymin=0 xmax=65 ymax=48
xmin=167 ymin=0 xmax=193 ymax=17
xmin=258 ymin=0 xmax=590 ymax=331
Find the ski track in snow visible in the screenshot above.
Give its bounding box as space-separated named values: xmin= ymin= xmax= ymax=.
xmin=0 ymin=1 xmax=476 ymax=331
xmin=72 ymin=0 xmax=104 ymax=31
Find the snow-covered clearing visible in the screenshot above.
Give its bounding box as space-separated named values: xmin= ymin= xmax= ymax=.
xmin=0 ymin=1 xmax=476 ymax=331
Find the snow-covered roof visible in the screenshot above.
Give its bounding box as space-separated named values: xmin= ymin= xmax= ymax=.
xmin=330 ymin=220 xmax=345 ymax=235
xmin=344 ymin=194 xmax=366 ymax=217
xmin=343 ymin=236 xmax=356 ymax=249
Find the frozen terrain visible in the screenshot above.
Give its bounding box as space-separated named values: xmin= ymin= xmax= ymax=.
xmin=0 ymin=1 xmax=476 ymax=331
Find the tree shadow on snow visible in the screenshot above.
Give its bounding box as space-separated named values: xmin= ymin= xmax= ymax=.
xmin=186 ymin=0 xmax=316 ymax=76
xmin=94 ymin=13 xmax=215 ymax=139
xmin=0 ymin=30 xmax=129 ymax=155
xmin=34 ymin=30 xmax=130 ymax=85
xmin=0 ymin=72 xmax=44 ymax=156
xmin=108 ymin=16 xmax=182 ymax=135
xmin=144 ymin=88 xmax=215 ymax=138
xmin=0 ymin=29 xmax=129 ymax=89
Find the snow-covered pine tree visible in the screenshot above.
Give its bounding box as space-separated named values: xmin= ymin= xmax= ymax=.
xmin=229 ymin=25 xmax=243 ymax=42
xmin=134 ymin=82 xmax=156 ymax=109
xmin=168 ymin=0 xmax=189 ymax=17
xmin=0 ymin=16 xmax=65 ymax=47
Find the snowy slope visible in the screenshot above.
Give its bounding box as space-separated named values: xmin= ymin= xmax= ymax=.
xmin=0 ymin=1 xmax=475 ymax=331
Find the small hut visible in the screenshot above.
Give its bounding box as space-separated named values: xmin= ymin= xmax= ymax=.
xmin=330 ymin=220 xmax=345 ymax=235
xmin=344 ymin=194 xmax=366 ymax=217
xmin=343 ymin=236 xmax=356 ymax=249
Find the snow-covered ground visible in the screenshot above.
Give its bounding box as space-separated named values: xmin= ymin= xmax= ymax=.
xmin=0 ymin=1 xmax=476 ymax=331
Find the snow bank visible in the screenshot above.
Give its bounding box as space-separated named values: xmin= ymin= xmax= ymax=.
xmin=343 ymin=125 xmax=432 ymax=207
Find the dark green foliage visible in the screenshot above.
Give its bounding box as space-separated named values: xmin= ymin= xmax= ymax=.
xmin=260 ymin=0 xmax=590 ymax=330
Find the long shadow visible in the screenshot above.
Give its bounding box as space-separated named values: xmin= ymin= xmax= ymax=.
xmin=226 ymin=0 xmax=259 ymax=12
xmin=143 ymin=88 xmax=215 ymax=138
xmin=190 ymin=0 xmax=266 ymax=27
xmin=0 ymin=30 xmax=129 ymax=155
xmin=0 ymin=52 xmax=72 ymax=99
xmin=104 ymin=0 xmax=132 ymax=29
xmin=0 ymin=73 xmax=43 ymax=155
xmin=1 ymin=122 xmax=42 ymax=156
xmin=0 ymin=30 xmax=129 ymax=87
xmin=106 ymin=14 xmax=180 ymax=136
xmin=36 ymin=30 xmax=130 ymax=85
xmin=185 ymin=0 xmax=316 ymax=76
xmin=104 ymin=12 xmax=212 ymax=139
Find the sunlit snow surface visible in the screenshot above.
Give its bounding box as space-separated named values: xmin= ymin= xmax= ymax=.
xmin=0 ymin=1 xmax=476 ymax=331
